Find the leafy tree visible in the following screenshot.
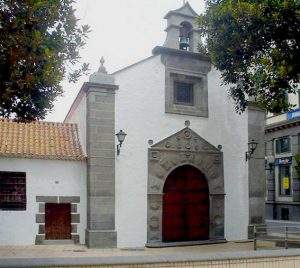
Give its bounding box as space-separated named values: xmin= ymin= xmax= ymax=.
xmin=198 ymin=0 xmax=300 ymax=113
xmin=0 ymin=0 xmax=90 ymax=121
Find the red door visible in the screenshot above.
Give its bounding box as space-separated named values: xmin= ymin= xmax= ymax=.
xmin=45 ymin=203 xmax=71 ymax=240
xmin=162 ymin=165 xmax=209 ymax=242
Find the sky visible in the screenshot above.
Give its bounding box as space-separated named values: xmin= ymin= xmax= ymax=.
xmin=46 ymin=0 xmax=206 ymax=122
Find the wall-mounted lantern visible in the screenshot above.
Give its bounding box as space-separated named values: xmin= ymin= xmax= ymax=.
xmin=116 ymin=130 xmax=127 ymax=156
xmin=246 ymin=139 xmax=258 ymax=161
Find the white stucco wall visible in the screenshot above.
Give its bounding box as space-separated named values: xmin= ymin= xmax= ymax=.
xmin=0 ymin=158 xmax=86 ymax=245
xmin=114 ymin=55 xmax=249 ymax=248
xmin=65 ymin=95 xmax=87 ymax=154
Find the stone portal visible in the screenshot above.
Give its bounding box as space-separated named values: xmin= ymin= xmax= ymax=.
xmin=147 ymin=126 xmax=225 ymax=245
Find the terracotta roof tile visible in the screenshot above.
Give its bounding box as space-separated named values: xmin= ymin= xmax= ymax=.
xmin=0 ymin=119 xmax=85 ymax=161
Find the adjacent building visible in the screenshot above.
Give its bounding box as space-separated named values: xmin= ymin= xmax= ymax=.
xmin=0 ymin=120 xmax=86 ymax=245
xmin=265 ymin=93 xmax=300 ymax=224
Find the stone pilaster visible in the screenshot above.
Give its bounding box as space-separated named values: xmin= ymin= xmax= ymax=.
xmin=247 ymin=104 xmax=266 ymax=238
xmin=85 ymin=58 xmax=118 ymax=248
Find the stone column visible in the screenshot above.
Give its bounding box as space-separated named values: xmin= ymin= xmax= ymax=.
xmin=85 ymin=58 xmax=118 ymax=248
xmin=247 ymin=104 xmax=266 ymax=238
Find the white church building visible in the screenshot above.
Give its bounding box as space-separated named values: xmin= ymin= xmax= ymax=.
xmin=0 ymin=2 xmax=265 ymax=248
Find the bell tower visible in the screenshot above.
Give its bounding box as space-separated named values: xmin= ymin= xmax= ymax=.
xmin=163 ymin=2 xmax=201 ymax=52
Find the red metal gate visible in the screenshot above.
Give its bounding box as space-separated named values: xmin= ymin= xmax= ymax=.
xmin=162 ymin=165 xmax=209 ymax=242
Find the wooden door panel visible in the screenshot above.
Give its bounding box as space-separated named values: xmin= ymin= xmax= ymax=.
xmin=162 ymin=165 xmax=209 ymax=242
xmin=45 ymin=203 xmax=71 ymax=240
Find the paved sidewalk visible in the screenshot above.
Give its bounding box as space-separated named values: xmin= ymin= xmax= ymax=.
xmin=0 ymin=241 xmax=252 ymax=259
xmin=1 ymin=241 xmax=300 ymax=268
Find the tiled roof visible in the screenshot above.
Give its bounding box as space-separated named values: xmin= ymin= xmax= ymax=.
xmin=0 ymin=119 xmax=85 ymax=161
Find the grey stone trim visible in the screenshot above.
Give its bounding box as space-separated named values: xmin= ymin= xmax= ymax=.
xmin=86 ymin=230 xmax=117 ymax=248
xmin=71 ymin=204 xmax=77 ymax=213
xmin=36 ymin=214 xmax=45 ymax=223
xmin=248 ymin=104 xmax=266 ymax=233
xmin=82 ymin=82 xmax=119 ymax=93
xmin=155 ymin=45 xmax=211 ymax=118
xmin=38 ymin=225 xmax=45 ymax=234
xmin=71 ymin=224 xmax=77 ymax=234
xmin=35 ymin=195 xmax=81 ymax=245
xmin=85 ymin=80 xmax=117 ymax=248
xmin=147 ymin=127 xmax=224 ymax=244
xmin=59 ymin=196 xmax=80 ymax=203
xmin=38 ymin=203 xmax=45 ymax=213
xmin=165 ymin=72 xmax=208 ymax=117
xmin=152 ymin=46 xmax=210 ymax=62
xmin=71 ymin=234 xmax=80 ymax=244
xmin=71 ymin=214 xmax=80 ymax=223
xmin=36 ymin=196 xmax=58 ymax=203
xmin=35 ymin=235 xmax=45 ymax=245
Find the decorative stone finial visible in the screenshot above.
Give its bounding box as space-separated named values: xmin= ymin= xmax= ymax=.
xmin=89 ymin=56 xmax=115 ymax=84
xmin=185 ymin=120 xmax=190 ymax=127
xmin=98 ymin=56 xmax=107 ymax=74
xmin=148 ymin=139 xmax=154 ymax=146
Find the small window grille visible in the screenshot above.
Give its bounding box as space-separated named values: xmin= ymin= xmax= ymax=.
xmin=174 ymin=82 xmax=194 ymax=106
xmin=0 ymin=171 xmax=26 ymax=210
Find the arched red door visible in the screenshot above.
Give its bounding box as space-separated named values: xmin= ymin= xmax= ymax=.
xmin=162 ymin=165 xmax=209 ymax=242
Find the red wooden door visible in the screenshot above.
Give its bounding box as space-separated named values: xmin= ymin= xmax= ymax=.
xmin=45 ymin=203 xmax=71 ymax=240
xmin=162 ymin=165 xmax=209 ymax=242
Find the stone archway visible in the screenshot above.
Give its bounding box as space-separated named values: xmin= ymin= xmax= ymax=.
xmin=147 ymin=126 xmax=225 ymax=245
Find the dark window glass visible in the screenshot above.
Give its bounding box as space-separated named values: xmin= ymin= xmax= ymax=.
xmin=276 ymin=136 xmax=290 ymax=154
xmin=174 ymin=82 xmax=194 ymax=105
xmin=281 ymin=208 xmax=289 ymax=221
xmin=0 ymin=172 xmax=26 ymax=210
xmin=279 ymin=165 xmax=291 ymax=196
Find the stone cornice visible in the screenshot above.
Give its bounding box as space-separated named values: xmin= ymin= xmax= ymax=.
xmin=152 ymin=46 xmax=210 ymax=62
xmin=82 ymin=82 xmax=119 ymax=92
xmin=265 ymin=118 xmax=300 ymax=133
xmin=164 ymin=11 xmax=197 ymax=20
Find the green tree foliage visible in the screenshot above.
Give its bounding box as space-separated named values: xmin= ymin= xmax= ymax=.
xmin=198 ymin=0 xmax=300 ymax=113
xmin=0 ymin=0 xmax=90 ymax=121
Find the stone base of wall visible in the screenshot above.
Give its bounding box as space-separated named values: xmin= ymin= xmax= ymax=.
xmin=86 ymin=229 xmax=117 ymax=248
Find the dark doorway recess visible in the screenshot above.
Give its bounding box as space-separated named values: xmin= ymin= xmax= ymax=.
xmin=162 ymin=165 xmax=209 ymax=242
xmin=45 ymin=203 xmax=71 ymax=240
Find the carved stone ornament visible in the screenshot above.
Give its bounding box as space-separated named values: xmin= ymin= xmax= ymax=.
xmin=147 ymin=126 xmax=225 ymax=244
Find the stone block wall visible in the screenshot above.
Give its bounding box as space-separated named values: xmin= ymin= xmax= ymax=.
xmin=85 ymin=84 xmax=118 ymax=248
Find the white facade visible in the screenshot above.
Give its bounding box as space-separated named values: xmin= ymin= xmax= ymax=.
xmin=113 ymin=56 xmax=249 ymax=248
xmin=0 ymin=158 xmax=86 ymax=245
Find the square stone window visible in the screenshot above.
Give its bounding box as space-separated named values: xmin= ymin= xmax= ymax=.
xmin=165 ymin=71 xmax=208 ymax=117
xmin=174 ymin=82 xmax=194 ymax=106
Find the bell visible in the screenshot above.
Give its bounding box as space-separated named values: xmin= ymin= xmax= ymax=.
xmin=179 ymin=36 xmax=190 ymax=51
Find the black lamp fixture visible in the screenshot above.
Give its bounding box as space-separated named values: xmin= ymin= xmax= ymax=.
xmin=246 ymin=139 xmax=258 ymax=161
xmin=116 ymin=130 xmax=127 ymax=156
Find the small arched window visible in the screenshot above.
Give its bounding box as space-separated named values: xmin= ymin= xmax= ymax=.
xmin=179 ymin=22 xmax=193 ymax=51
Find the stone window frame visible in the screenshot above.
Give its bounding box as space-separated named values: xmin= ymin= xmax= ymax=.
xmin=35 ymin=196 xmax=80 ymax=245
xmin=165 ymin=68 xmax=208 ymax=117
xmin=173 ymin=81 xmax=194 ymax=106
